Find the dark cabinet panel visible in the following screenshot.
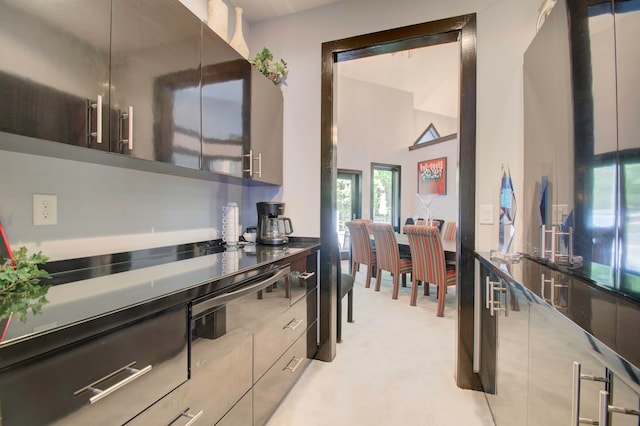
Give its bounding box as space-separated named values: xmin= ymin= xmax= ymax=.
xmin=110 ymin=0 xmax=201 ymax=169
xmin=0 ymin=0 xmax=111 ymax=150
xmin=201 ymin=25 xmax=246 ymax=177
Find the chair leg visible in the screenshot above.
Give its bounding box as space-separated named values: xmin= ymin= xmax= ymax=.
xmin=437 ymin=282 xmax=445 ymax=317
xmin=410 ymin=278 xmax=418 ymax=306
xmin=347 ymin=289 xmax=354 ymax=323
xmin=402 ymin=273 xmax=407 ymax=287
xmin=374 ymin=268 xmax=382 ymax=291
xmin=337 ymin=295 xmax=343 ymax=342
xmin=365 ymin=263 xmax=372 ymax=288
xmin=424 ymin=281 xmax=430 ymax=296
xmin=392 ymin=273 xmax=400 ymax=299
xmin=351 ymin=262 xmax=357 ymax=278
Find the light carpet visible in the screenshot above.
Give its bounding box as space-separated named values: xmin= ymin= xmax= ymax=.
xmin=266 ymin=264 xmax=495 ymax=425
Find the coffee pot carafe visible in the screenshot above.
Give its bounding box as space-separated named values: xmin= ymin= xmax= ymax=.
xmin=257 ymin=202 xmax=294 ymax=245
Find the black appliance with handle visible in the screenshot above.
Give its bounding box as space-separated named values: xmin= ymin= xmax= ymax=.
xmin=256 ymin=202 xmax=293 ymax=246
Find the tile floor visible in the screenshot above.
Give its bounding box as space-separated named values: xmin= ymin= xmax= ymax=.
xmin=267 ymin=264 xmax=495 ymax=426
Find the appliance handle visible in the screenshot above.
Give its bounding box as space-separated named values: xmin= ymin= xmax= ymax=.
xmin=284 ymin=217 xmax=294 ymax=235
xmin=192 ymin=267 xmax=290 ymax=316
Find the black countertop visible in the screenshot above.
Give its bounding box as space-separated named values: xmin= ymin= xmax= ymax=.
xmin=0 ymin=239 xmax=319 ymax=370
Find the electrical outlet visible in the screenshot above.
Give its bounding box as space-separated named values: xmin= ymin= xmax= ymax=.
xmin=33 ymin=194 xmax=57 ymax=226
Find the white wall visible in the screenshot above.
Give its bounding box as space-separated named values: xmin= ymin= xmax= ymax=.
xmin=248 ymin=0 xmax=541 ymax=251
xmin=337 ymin=76 xmax=458 ymax=224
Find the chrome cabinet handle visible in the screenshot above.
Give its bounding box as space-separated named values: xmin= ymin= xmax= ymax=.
xmin=242 ymin=151 xmax=262 ymax=178
xmin=243 ymin=149 xmax=253 ymax=176
xmin=75 ymin=362 xmax=152 ymax=404
xmin=284 ymin=356 xmax=303 ymax=374
xmin=180 ymin=409 xmax=204 ymax=426
xmin=600 ymin=390 xmax=640 ymax=426
xmin=572 ymin=362 xmax=611 ymax=425
xmin=120 ymin=106 xmax=133 ymax=150
xmin=485 ymin=276 xmax=491 ymax=310
xmin=284 ymin=317 xmax=304 ymax=331
xmin=88 ymin=95 xmax=103 ymax=144
xmin=255 ymin=152 xmax=262 ymax=178
xmin=298 ymin=271 xmax=315 ymax=281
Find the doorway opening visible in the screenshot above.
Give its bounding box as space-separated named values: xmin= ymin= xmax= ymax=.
xmin=319 ymin=15 xmax=478 ymax=390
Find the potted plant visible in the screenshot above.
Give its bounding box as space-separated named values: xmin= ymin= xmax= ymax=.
xmin=250 ymin=47 xmax=288 ymax=86
xmin=0 ymin=247 xmax=51 ymax=324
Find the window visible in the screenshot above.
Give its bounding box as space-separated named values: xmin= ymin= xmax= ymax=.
xmin=371 ymin=163 xmax=401 ymax=231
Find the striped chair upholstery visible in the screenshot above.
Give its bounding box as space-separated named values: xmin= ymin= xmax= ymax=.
xmin=403 ymin=224 xmax=456 ymax=316
xmin=442 ymin=221 xmax=457 ymax=241
xmin=345 ymin=220 xmax=377 ymax=288
xmin=368 ymin=223 xmax=412 ymax=300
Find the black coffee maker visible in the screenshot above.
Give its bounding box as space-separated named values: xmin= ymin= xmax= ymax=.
xmin=256 ymin=202 xmax=293 ymax=245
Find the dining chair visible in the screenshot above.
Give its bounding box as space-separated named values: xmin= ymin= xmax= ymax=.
xmin=442 ymin=221 xmax=457 ymax=241
xmin=336 ymin=242 xmax=354 ymax=343
xmin=345 ymin=220 xmax=377 ymax=288
xmin=367 ymin=223 xmax=412 ymax=300
xmin=403 ymin=224 xmax=456 ymax=316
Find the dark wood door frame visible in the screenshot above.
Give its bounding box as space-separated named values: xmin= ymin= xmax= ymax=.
xmin=319 ymin=14 xmax=480 ymax=391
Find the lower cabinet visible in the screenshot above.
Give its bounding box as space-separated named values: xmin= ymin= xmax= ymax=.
xmin=479 ymin=260 xmax=530 ymax=425
xmin=0 ymin=305 xmax=188 ymax=426
xmin=477 ymin=255 xmax=640 ymax=425
xmin=216 ymin=390 xmax=253 ymax=426
xmin=254 ymin=327 xmax=312 ymax=425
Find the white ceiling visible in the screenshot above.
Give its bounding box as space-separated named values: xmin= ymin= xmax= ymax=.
xmin=226 ymin=0 xmax=344 ymax=23
xmin=337 ymin=42 xmax=461 ymax=118
xmin=229 ymin=0 xmax=460 ymax=118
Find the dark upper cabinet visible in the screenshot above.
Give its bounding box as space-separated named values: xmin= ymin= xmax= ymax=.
xmin=110 ymin=0 xmax=202 ymax=169
xmin=524 ymin=0 xmax=640 ymax=301
xmin=249 ymin=66 xmax=283 ymax=185
xmin=0 ymin=0 xmax=111 ymax=151
xmin=201 ymin=25 xmax=246 ymax=178
xmin=614 ymin=0 xmax=640 ymax=294
xmin=200 ymin=24 xmax=283 ymax=185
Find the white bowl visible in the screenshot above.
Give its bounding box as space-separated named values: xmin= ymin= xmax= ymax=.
xmin=243 ymin=232 xmax=257 ymax=243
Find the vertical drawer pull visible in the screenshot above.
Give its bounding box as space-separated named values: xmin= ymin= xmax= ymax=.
xmin=180 ymin=409 xmax=204 ymax=426
xmin=599 ymin=390 xmax=640 ymax=426
xmin=74 ymin=362 xmax=152 ymax=404
xmin=284 ymin=318 xmax=304 ymax=331
xmin=284 ymin=356 xmax=303 ymax=374
xmin=88 ymin=95 xmax=103 ymax=144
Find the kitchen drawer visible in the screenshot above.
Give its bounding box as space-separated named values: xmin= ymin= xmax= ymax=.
xmin=0 ymin=305 xmax=188 ymax=426
xmin=185 ymin=333 xmax=252 ymax=425
xmin=215 ymin=390 xmax=252 ymax=426
xmin=125 ymin=383 xmax=202 ymax=426
xmin=254 ymin=292 xmax=308 ymax=382
xmin=253 ymin=330 xmax=310 ymax=426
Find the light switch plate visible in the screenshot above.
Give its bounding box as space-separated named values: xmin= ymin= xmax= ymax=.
xmin=480 ymin=204 xmax=494 ymax=224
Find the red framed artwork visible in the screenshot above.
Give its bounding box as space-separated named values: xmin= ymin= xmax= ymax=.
xmin=418 ymin=157 xmax=447 ymax=195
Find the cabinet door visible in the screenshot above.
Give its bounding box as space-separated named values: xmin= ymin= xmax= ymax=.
xmin=615 ymin=0 xmax=640 ymax=295
xmin=522 ymin=0 xmax=572 ymax=258
xmin=0 ymin=305 xmax=188 ymax=426
xmin=486 ymin=279 xmax=530 ymax=425
xmin=201 ymin=24 xmax=246 ymax=178
xmin=478 ymin=262 xmax=497 ymax=395
xmin=528 ymin=292 xmax=606 ymax=425
xmin=110 ymin=0 xmax=201 ymax=169
xmin=248 ymin=67 xmax=283 ymax=185
xmin=0 ymin=0 xmax=110 ymax=150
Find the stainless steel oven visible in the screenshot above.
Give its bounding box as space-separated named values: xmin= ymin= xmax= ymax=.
xmin=185 ymin=266 xmax=291 ymax=425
